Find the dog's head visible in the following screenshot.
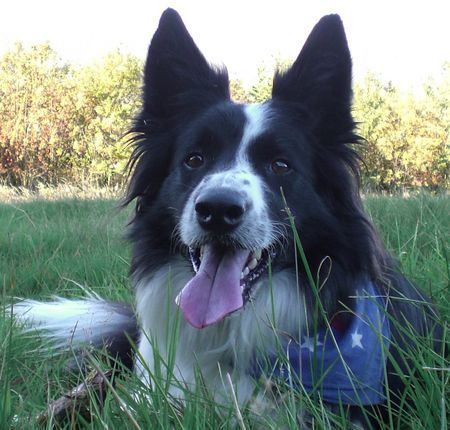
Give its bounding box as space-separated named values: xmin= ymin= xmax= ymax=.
xmin=126 ymin=9 xmax=380 ymax=328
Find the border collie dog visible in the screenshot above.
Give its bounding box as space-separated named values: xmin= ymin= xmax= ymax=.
xmin=16 ymin=8 xmax=441 ymax=427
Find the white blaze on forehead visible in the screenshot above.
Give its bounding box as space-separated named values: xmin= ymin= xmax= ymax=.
xmin=193 ymin=103 xmax=271 ymax=192
xmin=195 ymin=104 xmax=271 ymax=216
xmin=238 ymin=103 xmax=271 ymax=161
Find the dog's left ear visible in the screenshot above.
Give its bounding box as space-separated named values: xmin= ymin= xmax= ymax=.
xmin=272 ymin=15 xmax=353 ymax=138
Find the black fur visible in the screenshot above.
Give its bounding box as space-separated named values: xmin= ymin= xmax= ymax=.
xmin=119 ymin=9 xmax=443 ymax=424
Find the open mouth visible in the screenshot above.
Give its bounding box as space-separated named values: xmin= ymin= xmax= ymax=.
xmin=189 ymin=246 xmax=272 ymax=299
xmin=175 ymin=244 xmax=275 ymax=329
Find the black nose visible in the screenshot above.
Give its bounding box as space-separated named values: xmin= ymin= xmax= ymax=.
xmin=195 ymin=189 xmax=246 ymax=233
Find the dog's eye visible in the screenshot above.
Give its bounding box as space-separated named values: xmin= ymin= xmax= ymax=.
xmin=270 ymin=159 xmax=291 ymax=175
xmin=185 ymin=153 xmax=204 ymax=169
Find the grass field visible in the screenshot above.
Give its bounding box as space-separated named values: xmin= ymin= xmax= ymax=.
xmin=0 ymin=192 xmax=448 ymax=428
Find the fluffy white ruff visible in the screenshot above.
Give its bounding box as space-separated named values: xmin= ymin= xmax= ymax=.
xmin=135 ymin=258 xmax=306 ymax=404
xmin=12 ymin=298 xmax=131 ymax=349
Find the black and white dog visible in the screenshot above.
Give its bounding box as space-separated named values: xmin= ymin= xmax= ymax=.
xmin=15 ymin=8 xmax=441 ymax=426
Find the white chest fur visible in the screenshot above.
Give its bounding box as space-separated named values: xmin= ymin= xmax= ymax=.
xmin=134 ymin=259 xmax=305 ymax=404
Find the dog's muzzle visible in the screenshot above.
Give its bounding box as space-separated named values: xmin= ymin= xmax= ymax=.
xmin=177 ymin=181 xmax=275 ymax=329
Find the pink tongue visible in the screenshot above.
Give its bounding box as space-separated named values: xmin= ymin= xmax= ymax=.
xmin=177 ymin=245 xmax=250 ymax=328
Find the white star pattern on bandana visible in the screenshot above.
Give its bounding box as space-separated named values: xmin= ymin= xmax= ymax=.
xmin=351 ymin=330 xmax=364 ymax=349
xmin=250 ymin=282 xmax=390 ymax=405
xmin=301 ymin=335 xmax=323 ymax=352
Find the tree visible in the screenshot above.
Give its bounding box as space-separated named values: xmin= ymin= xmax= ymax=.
xmin=354 ymin=70 xmax=449 ymax=190
xmin=0 ymin=45 xmax=447 ymax=191
xmin=247 ymin=57 xmax=291 ymax=103
xmin=229 ymin=77 xmax=249 ymax=103
xmin=71 ymin=51 xmax=142 ymax=184
xmin=0 ymin=43 xmax=77 ymax=185
xmin=0 ymin=45 xmax=142 ymax=186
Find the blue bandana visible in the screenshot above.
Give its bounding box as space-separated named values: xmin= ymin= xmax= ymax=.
xmin=251 ymin=282 xmax=390 ymax=405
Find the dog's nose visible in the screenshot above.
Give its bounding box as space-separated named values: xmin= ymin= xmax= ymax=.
xmin=195 ymin=189 xmax=246 ymax=233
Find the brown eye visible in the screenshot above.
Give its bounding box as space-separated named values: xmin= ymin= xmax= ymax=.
xmin=185 ymin=153 xmax=204 ymax=169
xmin=271 ymin=159 xmax=291 ymax=175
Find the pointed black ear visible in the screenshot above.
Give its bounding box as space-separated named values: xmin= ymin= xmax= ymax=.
xmin=143 ymin=8 xmax=229 ymax=118
xmin=272 ymin=15 xmax=353 ymax=138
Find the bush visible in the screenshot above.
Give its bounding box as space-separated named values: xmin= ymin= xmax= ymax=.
xmin=0 ymin=45 xmax=448 ymax=191
xmin=353 ymin=71 xmax=449 ymax=190
xmin=0 ymin=44 xmax=142 ymax=187
xmin=0 ymin=44 xmax=78 ymax=185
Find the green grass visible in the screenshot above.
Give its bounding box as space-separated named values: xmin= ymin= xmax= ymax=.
xmin=364 ymin=194 xmax=449 ymax=319
xmin=1 ymin=199 xmax=131 ymax=301
xmin=0 ymin=193 xmax=448 ymax=428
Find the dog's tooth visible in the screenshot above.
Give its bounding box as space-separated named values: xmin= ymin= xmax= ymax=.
xmin=248 ymin=258 xmax=258 ymax=270
xmin=243 ymin=267 xmax=250 ymax=277
xmin=240 ymin=272 xmax=244 ymax=279
xmin=175 ymin=292 xmax=181 ymax=306
xmin=254 ymin=249 xmax=262 ymax=260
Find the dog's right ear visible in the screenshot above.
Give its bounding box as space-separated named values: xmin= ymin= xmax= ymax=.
xmin=123 ymin=9 xmax=229 ymax=208
xmin=142 ymin=8 xmax=230 ymax=118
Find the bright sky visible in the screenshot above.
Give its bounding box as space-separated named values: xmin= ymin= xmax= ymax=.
xmin=1 ymin=1 xmax=449 ymax=90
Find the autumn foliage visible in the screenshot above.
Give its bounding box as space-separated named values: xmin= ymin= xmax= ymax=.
xmin=0 ymin=44 xmax=448 ymax=190
xmin=0 ymin=43 xmax=141 ymax=186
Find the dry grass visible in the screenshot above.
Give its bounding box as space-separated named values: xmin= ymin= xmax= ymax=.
xmin=0 ymin=183 xmax=125 ymax=203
